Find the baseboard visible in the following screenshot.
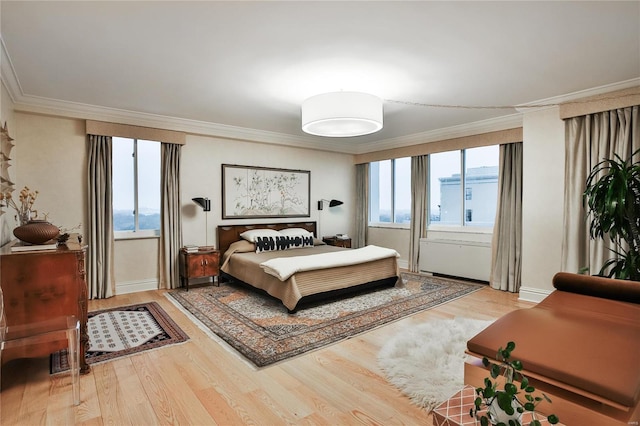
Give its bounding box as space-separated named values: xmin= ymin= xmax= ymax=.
xmin=116 ymin=279 xmax=158 ymax=295
xmin=518 ymin=286 xmax=553 ymax=303
xmin=397 ymin=258 xmax=409 ymax=270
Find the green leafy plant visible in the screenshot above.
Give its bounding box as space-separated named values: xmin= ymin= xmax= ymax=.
xmin=470 ymin=341 xmax=559 ymax=426
xmin=583 ymin=149 xmax=640 ymax=280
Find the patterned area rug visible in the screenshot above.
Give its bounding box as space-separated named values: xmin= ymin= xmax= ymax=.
xmin=167 ymin=272 xmax=484 ymax=367
xmin=51 ymin=301 xmax=189 ymax=373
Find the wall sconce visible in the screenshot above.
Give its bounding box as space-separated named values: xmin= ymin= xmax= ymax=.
xmin=192 ymin=197 xmax=211 ymax=212
xmin=317 ymin=199 xmax=343 ymax=210
xmin=192 ymin=197 xmax=211 ymax=246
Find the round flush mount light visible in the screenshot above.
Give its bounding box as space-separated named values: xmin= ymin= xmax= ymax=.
xmin=301 ymin=91 xmax=383 ymax=137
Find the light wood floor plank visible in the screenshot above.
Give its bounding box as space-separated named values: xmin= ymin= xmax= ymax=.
xmin=1 ymin=283 xmax=527 ymax=425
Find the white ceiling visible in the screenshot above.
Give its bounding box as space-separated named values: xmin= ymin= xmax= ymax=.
xmin=1 ymin=1 xmax=639 ymax=154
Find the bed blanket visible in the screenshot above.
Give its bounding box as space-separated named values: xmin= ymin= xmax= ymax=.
xmin=260 ymin=245 xmax=399 ymax=281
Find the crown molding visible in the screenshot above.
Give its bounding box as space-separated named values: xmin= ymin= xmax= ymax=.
xmin=0 ymin=37 xmax=23 ymax=103
xmin=3 ymin=37 xmax=637 ymax=156
xmin=515 ymin=77 xmax=640 ymax=113
xmin=353 ymin=113 xmax=523 ymax=155
xmin=0 ymin=38 xmax=353 ymax=153
xmin=0 ymin=36 xmax=523 ymax=155
xmin=11 ymin=94 xmax=356 ymax=153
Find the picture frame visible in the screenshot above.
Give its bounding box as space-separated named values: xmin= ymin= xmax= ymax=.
xmin=221 ymin=164 xmax=310 ymax=219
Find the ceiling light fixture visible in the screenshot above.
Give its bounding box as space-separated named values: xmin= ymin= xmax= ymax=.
xmin=301 ymin=91 xmax=383 ymax=138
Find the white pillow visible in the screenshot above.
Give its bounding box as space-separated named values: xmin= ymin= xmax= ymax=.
xmin=278 ymin=228 xmax=313 ymax=238
xmin=239 ymin=229 xmax=282 ymax=243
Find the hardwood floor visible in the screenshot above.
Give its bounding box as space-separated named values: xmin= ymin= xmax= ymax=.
xmin=0 ymin=281 xmax=532 ymax=425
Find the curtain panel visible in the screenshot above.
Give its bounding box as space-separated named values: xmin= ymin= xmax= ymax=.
xmin=354 ymin=163 xmax=369 ymax=248
xmin=409 ymin=155 xmax=428 ymax=272
xmin=490 ymin=142 xmax=523 ymax=292
xmin=562 ymin=105 xmax=639 ymax=275
xmin=86 ymin=135 xmax=115 ymax=299
xmin=159 ymin=143 xmax=183 ymax=289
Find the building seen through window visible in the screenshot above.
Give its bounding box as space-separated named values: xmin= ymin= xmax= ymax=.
xmin=369 ymin=146 xmax=498 ymax=228
xmin=430 ymin=145 xmax=499 ymax=227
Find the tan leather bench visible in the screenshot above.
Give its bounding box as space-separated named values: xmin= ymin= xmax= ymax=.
xmin=465 ymin=272 xmax=640 ymax=425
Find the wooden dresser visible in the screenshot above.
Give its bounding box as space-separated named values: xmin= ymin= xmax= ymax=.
xmin=0 ymin=240 xmax=90 ymax=373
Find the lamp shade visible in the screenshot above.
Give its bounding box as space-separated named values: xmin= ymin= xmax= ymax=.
xmin=301 ymin=92 xmax=383 ymax=137
xmin=318 ymin=199 xmax=344 ymax=210
xmin=192 ymin=197 xmax=211 ymax=212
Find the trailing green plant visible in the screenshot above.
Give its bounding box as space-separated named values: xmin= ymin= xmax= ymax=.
xmin=470 ymin=341 xmax=559 ymax=426
xmin=583 ymin=149 xmax=640 ymax=280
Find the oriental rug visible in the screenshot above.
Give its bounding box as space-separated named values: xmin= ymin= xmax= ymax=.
xmin=51 ymin=301 xmax=189 ymax=373
xmin=167 ymin=272 xmax=484 ymax=368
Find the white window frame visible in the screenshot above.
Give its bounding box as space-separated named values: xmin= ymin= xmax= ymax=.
xmin=113 ymin=138 xmax=160 ymax=240
xmin=427 ymin=148 xmax=496 ymax=234
xmin=369 ymin=158 xmax=411 ymax=229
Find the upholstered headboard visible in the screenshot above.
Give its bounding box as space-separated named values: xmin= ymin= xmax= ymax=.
xmin=217 ymin=221 xmax=317 ymax=256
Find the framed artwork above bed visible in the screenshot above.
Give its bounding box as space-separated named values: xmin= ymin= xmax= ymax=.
xmin=222 ymin=164 xmax=310 ymax=219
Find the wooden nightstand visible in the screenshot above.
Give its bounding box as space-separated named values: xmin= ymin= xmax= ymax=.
xmin=322 ymin=236 xmax=352 ymax=248
xmin=179 ymin=247 xmax=220 ymax=291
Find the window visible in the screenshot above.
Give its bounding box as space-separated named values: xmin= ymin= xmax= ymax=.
xmin=429 ymin=150 xmax=462 ymax=225
xmin=464 ymin=146 xmax=499 ymax=226
xmin=369 ymin=157 xmax=411 ymax=225
xmin=112 ymin=137 xmax=161 ymax=237
xmin=429 ymin=145 xmax=498 ymax=228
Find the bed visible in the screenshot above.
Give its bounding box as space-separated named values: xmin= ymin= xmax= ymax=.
xmin=217 ymin=221 xmax=400 ymax=312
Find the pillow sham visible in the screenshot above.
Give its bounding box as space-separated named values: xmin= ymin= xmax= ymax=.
xmin=255 ymin=235 xmax=314 ymax=253
xmin=278 ymin=227 xmax=313 ymax=238
xmin=239 ymin=228 xmax=282 ymax=243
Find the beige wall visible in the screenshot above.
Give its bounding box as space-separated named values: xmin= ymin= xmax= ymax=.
xmin=181 ymin=134 xmax=354 ymax=248
xmin=14 ymin=114 xmax=86 ymax=231
xmin=0 ymin=102 xmax=583 ymax=300
xmin=368 ymin=226 xmax=410 ymax=268
xmin=366 ymin=106 xmax=567 ymax=300
xmin=520 ymin=107 xmax=565 ymax=300
xmin=1 ymin=82 xmax=16 ymax=246
xmin=7 ymin=112 xmax=355 ymax=293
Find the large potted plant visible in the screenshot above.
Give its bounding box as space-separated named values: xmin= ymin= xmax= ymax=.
xmin=470 ymin=341 xmax=559 ymax=426
xmin=583 ymin=150 xmax=640 ymax=280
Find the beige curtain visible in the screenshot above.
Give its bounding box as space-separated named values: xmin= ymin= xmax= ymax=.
xmin=354 ymin=163 xmax=369 ymax=248
xmin=490 ymin=142 xmax=523 ymax=292
xmin=562 ymin=106 xmax=639 ymax=275
xmin=87 ymin=135 xmax=115 ymax=299
xmin=409 ymin=155 xmax=428 ymax=272
xmin=159 ymin=143 xmax=182 ymax=289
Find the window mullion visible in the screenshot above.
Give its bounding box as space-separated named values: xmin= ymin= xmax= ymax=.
xmin=391 ymin=159 xmax=396 ymax=222
xmin=133 ymin=139 xmax=139 ymax=232
xmin=461 ymin=150 xmax=466 ymax=226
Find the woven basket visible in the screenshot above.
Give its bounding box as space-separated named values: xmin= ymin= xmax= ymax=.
xmin=13 ymin=220 xmax=60 ymax=244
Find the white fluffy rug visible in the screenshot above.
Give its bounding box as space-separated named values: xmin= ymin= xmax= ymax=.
xmin=377 ymin=317 xmax=494 ymax=411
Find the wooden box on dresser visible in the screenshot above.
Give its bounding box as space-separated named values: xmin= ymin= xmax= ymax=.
xmin=0 ymin=240 xmax=90 ymax=373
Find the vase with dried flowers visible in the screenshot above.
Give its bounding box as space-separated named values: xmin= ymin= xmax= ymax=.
xmin=0 ymin=186 xmax=39 ymax=225
xmin=0 ymin=186 xmax=59 ymax=245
